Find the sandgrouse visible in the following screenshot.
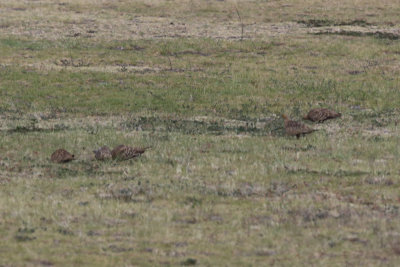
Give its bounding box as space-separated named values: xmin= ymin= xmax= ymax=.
xmin=93 ymin=146 xmax=112 ymax=160
xmin=282 ymin=114 xmax=316 ymax=138
xmin=51 ymin=149 xmax=75 ymax=163
xmin=303 ymin=108 xmax=341 ymax=123
xmin=111 ymin=145 xmax=150 ymax=160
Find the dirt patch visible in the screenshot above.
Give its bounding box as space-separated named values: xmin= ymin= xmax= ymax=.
xmin=0 ymin=1 xmax=308 ymax=41
xmin=25 ymin=63 xmax=164 ymax=74
xmin=1 ymin=0 xmax=400 ymax=43
xmin=2 ymin=10 xmax=398 ymax=43
xmin=0 ymin=15 xmax=308 ymax=41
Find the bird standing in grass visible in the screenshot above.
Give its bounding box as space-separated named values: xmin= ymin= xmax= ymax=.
xmin=303 ymin=108 xmax=341 ymax=123
xmin=51 ymin=149 xmax=75 ymax=163
xmin=93 ymin=146 xmax=112 ymax=160
xmin=282 ymin=114 xmax=316 ymax=138
xmin=111 ymin=145 xmax=150 ymax=160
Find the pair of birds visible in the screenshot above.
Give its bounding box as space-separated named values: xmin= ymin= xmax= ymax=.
xmin=283 ymin=108 xmax=341 ymax=138
xmin=50 ymin=145 xmax=149 ymax=163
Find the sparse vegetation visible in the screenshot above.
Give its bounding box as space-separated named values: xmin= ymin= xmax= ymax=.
xmin=1 ymin=0 xmax=400 ymax=266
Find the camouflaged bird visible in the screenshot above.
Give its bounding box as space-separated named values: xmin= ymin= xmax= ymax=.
xmin=111 ymin=145 xmax=150 ymax=160
xmin=50 ymin=149 xmax=75 ymax=163
xmin=282 ymin=114 xmax=316 ymax=138
xmin=303 ymin=108 xmax=341 ymax=123
xmin=93 ymin=146 xmax=112 ymax=160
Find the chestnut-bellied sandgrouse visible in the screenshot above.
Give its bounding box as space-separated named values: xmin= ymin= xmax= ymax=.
xmin=111 ymin=145 xmax=150 ymax=160
xmin=303 ymin=108 xmax=341 ymax=123
xmin=93 ymin=146 xmax=112 ymax=160
xmin=282 ymin=114 xmax=316 ymax=138
xmin=51 ymin=149 xmax=75 ymax=163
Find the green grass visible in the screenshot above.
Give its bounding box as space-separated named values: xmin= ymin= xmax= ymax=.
xmin=1 ymin=0 xmax=400 ymax=266
xmin=1 ymin=36 xmax=400 ymax=117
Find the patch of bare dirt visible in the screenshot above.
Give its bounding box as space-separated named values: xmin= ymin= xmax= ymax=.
xmin=0 ymin=13 xmax=308 ymax=41
xmin=0 ymin=1 xmax=309 ymax=41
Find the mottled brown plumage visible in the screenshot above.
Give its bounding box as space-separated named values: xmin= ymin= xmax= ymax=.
xmin=51 ymin=149 xmax=75 ymax=163
xmin=111 ymin=145 xmax=150 ymax=160
xmin=93 ymin=146 xmax=112 ymax=160
xmin=282 ymin=114 xmax=316 ymax=138
xmin=303 ymin=108 xmax=341 ymax=123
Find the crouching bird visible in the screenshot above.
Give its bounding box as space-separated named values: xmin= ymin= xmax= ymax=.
xmin=51 ymin=149 xmax=75 ymax=163
xmin=282 ymin=114 xmax=316 ymax=138
xmin=93 ymin=146 xmax=112 ymax=160
xmin=111 ymin=145 xmax=150 ymax=160
xmin=303 ymin=108 xmax=341 ymax=123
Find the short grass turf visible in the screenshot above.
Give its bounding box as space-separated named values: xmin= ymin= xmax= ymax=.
xmin=1 ymin=0 xmax=400 ymax=266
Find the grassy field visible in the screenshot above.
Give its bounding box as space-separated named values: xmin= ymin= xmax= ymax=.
xmin=1 ymin=0 xmax=400 ymax=266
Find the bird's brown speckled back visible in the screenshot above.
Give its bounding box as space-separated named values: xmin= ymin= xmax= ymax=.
xmin=282 ymin=114 xmax=316 ymax=138
xmin=51 ymin=149 xmax=75 ymax=163
xmin=111 ymin=145 xmax=150 ymax=160
xmin=303 ymin=108 xmax=341 ymax=123
xmin=93 ymin=146 xmax=112 ymax=160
